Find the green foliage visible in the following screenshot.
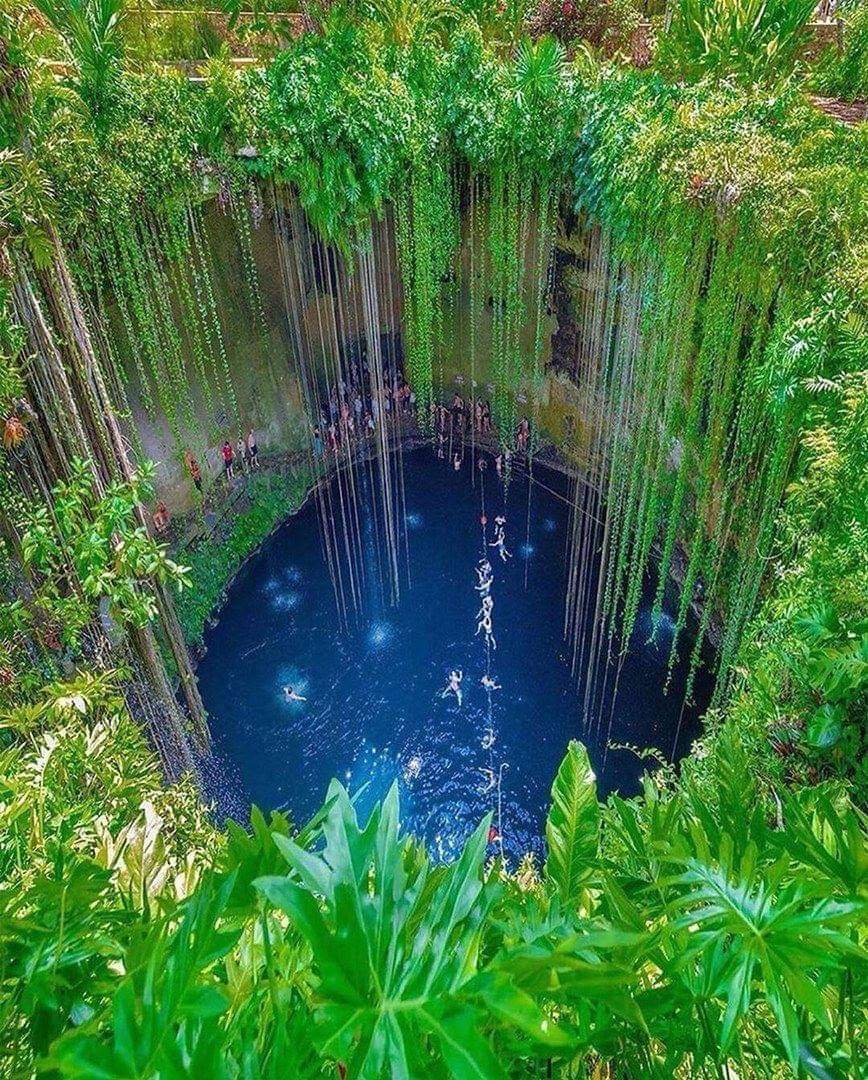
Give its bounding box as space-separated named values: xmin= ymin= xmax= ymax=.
xmin=721 ymin=363 xmax=868 ymax=797
xmin=0 ymin=671 xmax=214 ymax=1072
xmin=365 ymin=0 xmax=459 ymax=47
xmin=524 ymin=0 xmax=640 ymax=55
xmin=255 ymin=781 xmax=510 ymax=1074
xmin=20 ymin=457 xmax=191 ymax=631
xmin=813 ymin=1 xmax=868 ymax=102
xmin=0 ymin=743 xmax=863 ymax=1076
xmin=176 ymin=467 xmax=313 ymax=645
xmin=32 ymin=0 xmax=127 ymax=132
xmin=257 ymin=24 xmax=415 ymax=243
xmin=570 ymin=71 xmax=868 ymax=737
xmin=656 ymin=0 xmax=817 ymax=85
xmin=544 ymin=739 xmax=599 ymax=908
xmin=2 ymin=14 xmax=867 ymax=1077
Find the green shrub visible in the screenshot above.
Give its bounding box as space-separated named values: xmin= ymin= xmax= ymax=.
xmin=813 ymin=3 xmax=868 ymax=102
xmin=655 ymin=0 xmax=817 ymax=85
xmin=176 ymin=467 xmax=313 ymax=645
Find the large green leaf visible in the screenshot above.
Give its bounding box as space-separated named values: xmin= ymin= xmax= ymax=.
xmin=545 ymin=741 xmax=600 ymax=908
xmin=255 ymin=782 xmax=512 ymax=1077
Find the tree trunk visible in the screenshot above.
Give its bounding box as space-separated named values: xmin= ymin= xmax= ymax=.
xmin=0 ymin=43 xmax=209 ymax=772
xmin=128 ymin=624 xmax=196 ymax=780
xmin=35 ymin=228 xmax=212 ymax=749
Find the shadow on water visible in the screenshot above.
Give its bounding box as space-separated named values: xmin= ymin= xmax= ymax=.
xmin=197 ymin=446 xmax=714 ymax=864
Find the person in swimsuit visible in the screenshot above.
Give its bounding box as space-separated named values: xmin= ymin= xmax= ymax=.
xmin=477 ymin=594 xmax=494 ymax=622
xmin=221 ymin=441 xmax=235 ymax=483
xmin=441 ymin=669 xmax=463 ymax=706
xmin=247 ymin=428 xmax=260 ymax=468
xmin=489 ymin=530 xmax=511 ymax=562
xmin=184 ymin=450 xmax=203 ymax=493
xmin=476 ymin=613 xmax=496 ymax=649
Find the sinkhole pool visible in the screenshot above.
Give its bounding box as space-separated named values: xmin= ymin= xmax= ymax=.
xmin=198 ymin=446 xmax=712 ymax=863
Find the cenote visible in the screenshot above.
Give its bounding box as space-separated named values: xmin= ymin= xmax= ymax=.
xmin=199 ymin=445 xmax=712 ymax=862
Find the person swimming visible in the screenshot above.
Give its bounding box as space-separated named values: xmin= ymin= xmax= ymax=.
xmin=403 ymin=754 xmax=422 ymax=782
xmin=476 ymin=594 xmax=494 ymax=621
xmin=481 ymin=727 xmax=496 ymax=750
xmin=479 ymin=767 xmax=496 ymax=794
xmin=489 ymin=531 xmax=512 ymax=562
xmin=441 ymin=669 xmax=463 ymax=706
xmin=283 ymin=685 xmax=307 ymax=703
xmin=476 ymin=613 xmax=496 ymax=649
xmin=481 ymin=674 xmax=501 ymax=692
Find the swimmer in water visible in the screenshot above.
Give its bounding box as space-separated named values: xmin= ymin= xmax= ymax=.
xmin=479 ymin=767 xmax=496 ymax=794
xmin=403 ymin=755 xmax=422 ymax=782
xmin=476 ymin=613 xmax=496 ymax=649
xmin=283 ymin=685 xmax=307 ymax=703
xmin=476 ymin=594 xmax=494 ymax=621
xmin=441 ymin=668 xmax=463 ymax=707
xmin=481 ymin=674 xmax=501 ymax=692
xmin=475 ymin=559 xmax=493 ymax=592
xmin=489 ymin=531 xmax=512 ymax=562
xmin=481 ymin=727 xmax=496 ymax=750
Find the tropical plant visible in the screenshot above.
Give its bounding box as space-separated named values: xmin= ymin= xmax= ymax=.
xmin=365 ymin=0 xmax=459 ymax=46
xmin=19 ymin=457 xmax=191 ymax=631
xmin=175 ymin=467 xmax=312 ymax=644
xmin=812 ymin=0 xmax=868 ymax=102
xmin=545 ymin=738 xmax=599 ymax=909
xmin=656 ymin=0 xmax=818 ymax=84
xmin=32 ymin=0 xmax=127 ymax=131
xmin=0 ymin=743 xmax=860 ymax=1076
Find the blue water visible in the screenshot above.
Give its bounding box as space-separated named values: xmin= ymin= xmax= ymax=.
xmin=198 ymin=447 xmax=710 ymax=864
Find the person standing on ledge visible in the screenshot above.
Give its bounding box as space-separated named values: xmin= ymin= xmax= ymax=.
xmin=246 ymin=428 xmax=260 ymax=468
xmin=221 ymin=440 xmax=235 ymax=484
xmin=185 ymin=450 xmax=203 ymax=494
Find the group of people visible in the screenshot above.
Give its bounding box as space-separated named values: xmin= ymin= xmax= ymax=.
xmin=475 ymin=555 xmax=496 ymax=649
xmin=220 ymin=429 xmax=260 ymax=484
xmin=441 ymin=516 xmax=510 ymax=708
xmin=312 ymin=371 xmax=417 ymax=458
xmin=434 ymin=398 xmax=533 ymax=469
xmin=434 ymin=394 xmax=494 ymax=439
xmin=150 ymin=431 xmax=260 ymax=534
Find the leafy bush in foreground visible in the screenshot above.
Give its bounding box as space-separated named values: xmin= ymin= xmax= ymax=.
xmin=0 ymin=741 xmax=859 ymax=1077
